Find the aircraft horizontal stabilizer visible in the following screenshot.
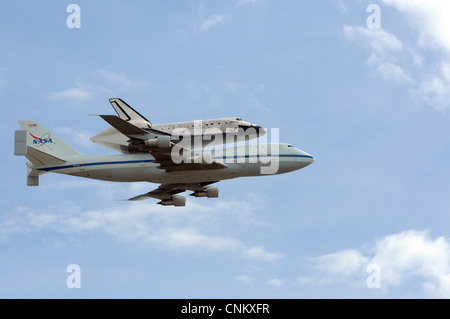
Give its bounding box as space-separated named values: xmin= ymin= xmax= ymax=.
xmin=26 ymin=146 xmax=66 ymax=166
xmin=14 ymin=130 xmax=27 ymax=156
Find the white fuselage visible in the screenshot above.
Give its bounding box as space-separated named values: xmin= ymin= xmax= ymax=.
xmin=30 ymin=143 xmax=314 ymax=184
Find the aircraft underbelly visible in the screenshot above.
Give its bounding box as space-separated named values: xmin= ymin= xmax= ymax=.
xmin=68 ymin=166 xmax=156 ymax=182
xmin=67 ymin=165 xmax=227 ymax=184
xmin=156 ymin=169 xmax=226 ymax=184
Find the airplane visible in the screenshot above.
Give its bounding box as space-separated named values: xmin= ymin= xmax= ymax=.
xmin=14 ymin=106 xmax=314 ymax=207
xmin=91 ymin=98 xmax=267 ymax=154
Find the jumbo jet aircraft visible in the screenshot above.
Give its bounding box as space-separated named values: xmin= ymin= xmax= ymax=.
xmin=14 ymin=102 xmax=314 ymax=206
xmin=91 ymin=98 xmax=267 ymax=154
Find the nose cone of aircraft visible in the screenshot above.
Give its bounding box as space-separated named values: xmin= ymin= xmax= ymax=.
xmin=275 ymin=146 xmax=314 ymax=175
xmin=296 ymin=148 xmax=315 ymax=168
xmin=303 ymin=150 xmax=315 ymax=165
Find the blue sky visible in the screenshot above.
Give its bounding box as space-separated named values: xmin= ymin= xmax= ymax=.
xmin=2 ymin=0 xmax=450 ymax=298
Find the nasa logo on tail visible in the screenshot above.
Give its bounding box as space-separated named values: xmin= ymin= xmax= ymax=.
xmin=29 ymin=132 xmax=55 ymax=150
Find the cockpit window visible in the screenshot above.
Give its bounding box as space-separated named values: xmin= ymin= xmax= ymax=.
xmin=287 ymin=144 xmax=293 ymax=147
xmin=236 ymin=118 xmax=242 ymax=121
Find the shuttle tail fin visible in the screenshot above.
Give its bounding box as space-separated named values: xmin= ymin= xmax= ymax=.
xmin=109 ymin=98 xmax=151 ymax=124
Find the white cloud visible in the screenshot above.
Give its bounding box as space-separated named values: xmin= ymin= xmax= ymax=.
xmin=415 ymin=75 xmax=450 ymax=112
xmin=0 ymin=191 xmax=281 ymax=264
xmin=201 ymin=14 xmax=231 ymax=30
xmin=155 ymin=228 xmax=242 ymax=251
xmin=343 ymin=25 xmax=413 ymax=86
xmin=266 ymin=278 xmax=285 ymax=287
xmin=246 ymin=95 xmax=271 ymax=113
xmin=98 ymin=69 xmax=153 ymax=90
xmin=304 ymin=230 xmax=450 ymax=298
xmin=334 ymin=0 xmax=349 ymax=13
xmin=236 ymin=274 xmax=256 ymax=284
xmin=313 ymin=249 xmax=368 ymax=277
xmin=56 ymin=126 xmax=96 ymax=150
xmin=48 ymin=76 xmax=110 ymax=105
xmin=237 ymin=0 xmax=267 ymax=7
xmin=48 ymin=70 xmax=152 ymax=104
xmin=343 ymin=25 xmax=403 ymax=54
xmin=186 ymin=79 xmax=269 ymax=112
xmin=343 ymin=2 xmax=450 ymax=110
xmin=49 ymin=87 xmax=93 ymax=102
xmin=376 ymin=62 xmax=413 ymax=85
xmin=381 ymin=0 xmax=450 ymax=52
xmin=242 ymin=246 xmax=282 ymax=264
xmin=343 ymin=22 xmax=450 ymax=110
xmin=370 ymin=230 xmax=450 ymax=292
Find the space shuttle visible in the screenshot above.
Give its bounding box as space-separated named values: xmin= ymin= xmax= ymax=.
xmin=91 ymin=98 xmax=267 ymax=154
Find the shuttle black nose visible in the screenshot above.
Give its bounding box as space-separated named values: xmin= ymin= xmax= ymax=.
xmin=238 ymin=124 xmax=267 ymax=136
xmin=255 ymin=125 xmax=267 ymax=136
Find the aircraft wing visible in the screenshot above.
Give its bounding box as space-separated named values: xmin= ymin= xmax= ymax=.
xmin=149 ymin=147 xmax=227 ymax=172
xmin=128 ymin=181 xmax=218 ymax=203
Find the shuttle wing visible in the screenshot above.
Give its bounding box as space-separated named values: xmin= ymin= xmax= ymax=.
xmin=99 ymin=115 xmax=170 ymax=139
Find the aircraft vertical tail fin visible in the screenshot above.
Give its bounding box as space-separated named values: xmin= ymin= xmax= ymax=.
xmin=17 ymin=121 xmax=83 ymax=159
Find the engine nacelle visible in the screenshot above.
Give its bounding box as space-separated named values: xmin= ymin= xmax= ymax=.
xmin=145 ymin=135 xmax=171 ymax=148
xmin=191 ymin=191 xmax=207 ymax=198
xmin=191 ymin=186 xmax=219 ymax=198
xmin=158 ymin=195 xmax=186 ymax=207
xmin=130 ymin=119 xmax=152 ymax=129
xmin=205 ymin=186 xmax=219 ymax=198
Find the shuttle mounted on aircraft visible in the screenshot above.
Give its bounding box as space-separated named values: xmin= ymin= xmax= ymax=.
xmin=14 ymin=98 xmax=314 ymax=206
xmin=91 ymin=98 xmax=266 ymax=154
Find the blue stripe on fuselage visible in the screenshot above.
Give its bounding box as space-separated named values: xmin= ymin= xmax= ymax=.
xmin=38 ymin=154 xmax=314 ymax=172
xmin=39 ymin=159 xmax=154 ymax=172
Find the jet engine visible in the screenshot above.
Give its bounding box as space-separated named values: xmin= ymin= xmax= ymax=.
xmin=190 ymin=186 xmax=219 ymax=198
xmin=144 ymin=135 xmax=171 ymax=148
xmin=157 ymin=195 xmax=186 ymax=207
